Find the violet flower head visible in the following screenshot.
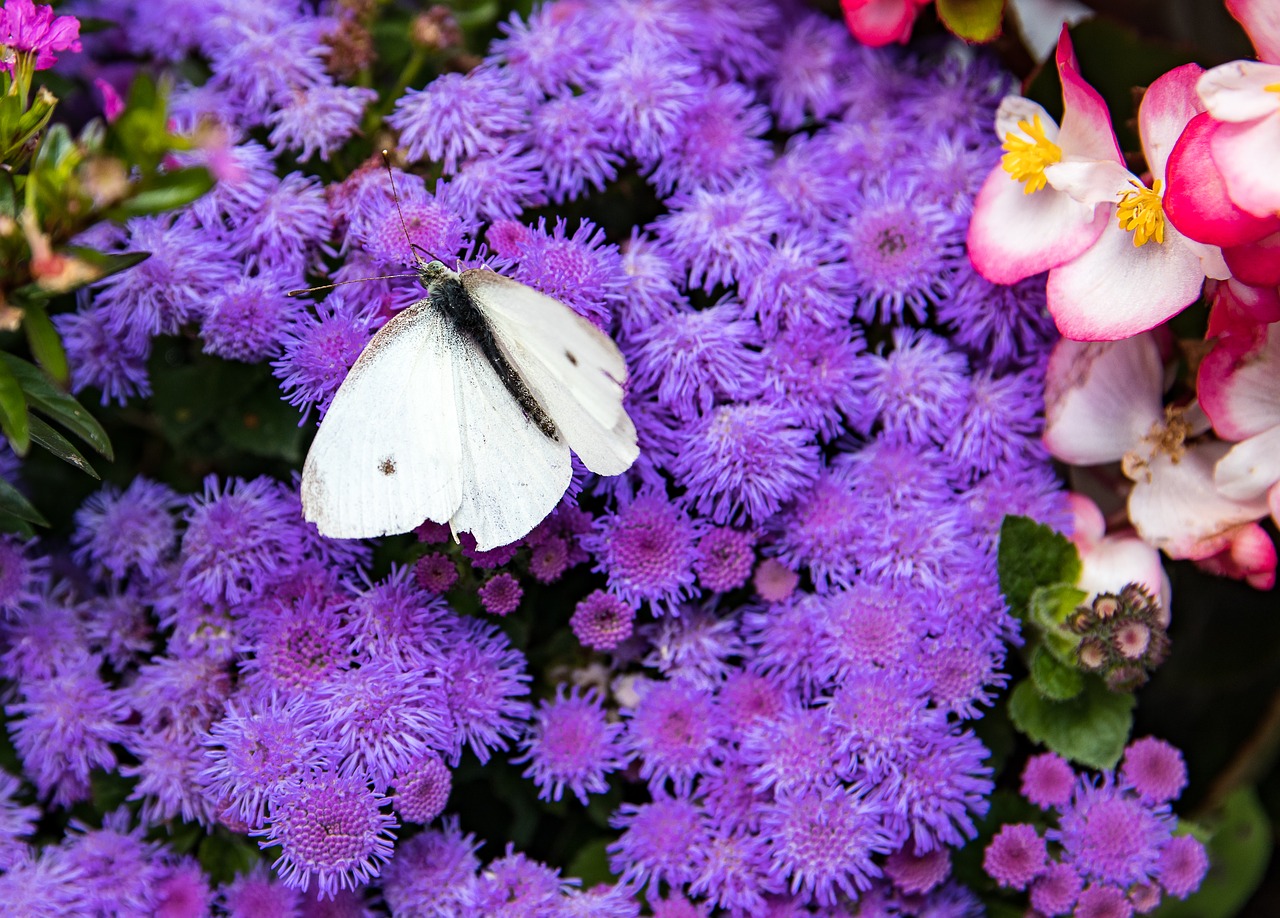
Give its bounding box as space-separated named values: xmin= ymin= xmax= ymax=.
xmin=391 ymin=751 xmax=452 ymax=824
xmin=1029 ymin=861 xmax=1084 ymax=916
xmin=218 ymin=863 xmax=303 ymax=918
xmin=205 ymin=14 xmax=329 ymax=122
xmin=0 ymin=534 xmax=48 ymax=619
xmin=514 ymin=685 xmax=629 ymax=805
xmin=608 ymin=794 xmax=705 ymax=893
xmin=63 ymin=810 xmax=168 ymax=917
xmin=0 ymin=0 xmax=82 ymax=72
xmin=771 ymin=471 xmax=863 ymax=593
xmin=272 ymin=294 xmax=374 ymax=420
xmin=71 ymin=477 xmax=180 ymax=584
xmin=57 ymin=307 xmax=152 ymax=406
xmin=761 ymin=324 xmax=868 ymax=441
xmin=0 ymin=846 xmax=91 ymax=916
xmin=525 ymin=94 xmax=624 ymax=203
xmin=623 ymin=678 xmax=722 ymax=796
xmin=201 ymin=272 xmax=301 ymax=363
xmin=693 ymin=526 xmax=756 ymax=592
xmin=389 ymin=68 xmax=529 ymax=172
xmin=478 ymin=572 xmax=523 ymax=616
xmin=646 ymin=80 xmax=772 ymax=195
xmin=380 ymin=819 xmax=479 ymax=918
xmin=861 ymin=328 xmax=972 ymax=445
xmin=589 ymin=49 xmax=703 ymax=166
xmin=1051 ymin=776 xmax=1174 ymax=888
xmin=653 ymin=179 xmax=784 ymax=292
xmin=739 ymin=703 xmax=840 ymax=796
xmin=1157 ymin=835 xmax=1209 ymax=899
xmin=440 ymin=616 xmax=532 ymax=764
xmin=584 ymin=491 xmax=700 ymax=614
xmin=983 ymin=823 xmax=1048 ymax=890
xmin=570 ymin=589 xmax=637 ymax=651
xmin=640 ymin=604 xmax=743 ymax=687
xmin=884 ymin=846 xmax=951 ymax=896
xmin=1120 ymin=737 xmax=1188 ymax=805
xmin=154 ymin=858 xmax=213 ymax=918
xmin=767 ymin=12 xmax=854 ymax=131
xmin=121 ymin=725 xmax=217 ymax=828
xmin=934 ymin=271 xmax=1057 ymax=373
xmin=686 ymin=828 xmax=781 ymax=916
xmin=235 ymin=171 xmax=332 ymax=274
xmin=491 ymin=4 xmax=610 ymax=95
xmin=267 ymin=83 xmax=378 ymax=163
xmin=509 ymin=217 xmax=628 ymax=328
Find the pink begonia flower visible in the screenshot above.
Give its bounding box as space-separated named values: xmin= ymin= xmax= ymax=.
xmin=1223 ymin=229 xmax=1280 ymax=288
xmin=1206 ymin=278 xmax=1280 ymax=339
xmin=839 ymin=0 xmax=931 ymax=47
xmin=967 ymin=28 xmax=1115 ymax=285
xmin=1042 ymin=333 xmax=1272 ymax=580
xmin=1066 ymin=492 xmax=1171 ymax=613
xmin=1195 ymin=0 xmax=1280 ymax=219
xmin=1041 ymin=64 xmax=1230 ymax=341
xmin=0 ymin=0 xmax=82 ymax=73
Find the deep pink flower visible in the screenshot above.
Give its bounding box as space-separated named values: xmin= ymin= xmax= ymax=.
xmin=840 ymin=0 xmax=931 ymax=47
xmin=0 ymin=0 xmax=81 ymax=72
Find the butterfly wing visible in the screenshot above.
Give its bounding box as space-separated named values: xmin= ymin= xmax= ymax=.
xmin=301 ymin=301 xmax=463 ymax=538
xmin=445 ymin=340 xmax=572 ymax=550
xmin=461 ymin=270 xmax=639 ymax=477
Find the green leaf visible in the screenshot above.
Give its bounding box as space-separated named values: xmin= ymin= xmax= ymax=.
xmin=1156 ymin=787 xmax=1272 ymax=918
xmin=1028 ymin=583 xmax=1087 ymax=663
xmin=997 ymin=515 xmax=1081 ymax=616
xmin=0 ymin=169 xmax=16 ymax=218
xmin=105 ymin=167 xmax=213 ymax=220
xmin=0 ymin=359 xmax=30 ymax=456
xmin=215 ymin=386 xmax=306 ymax=463
xmin=64 ymin=247 xmax=150 ymax=280
xmin=1008 ymin=677 xmax=1134 ymax=770
xmin=565 ymin=838 xmax=617 ymax=888
xmin=0 ymin=354 xmax=113 ymax=459
xmin=936 ymin=0 xmax=1004 ymax=43
xmin=28 ymin=415 xmax=98 ymax=479
xmin=197 ymin=831 xmax=262 ymax=888
xmin=0 ymin=476 xmax=47 ymax=527
xmin=1029 ymin=645 xmax=1084 ymax=700
xmin=21 ymin=301 xmax=69 ymax=385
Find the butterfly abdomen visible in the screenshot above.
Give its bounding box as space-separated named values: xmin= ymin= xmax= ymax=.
xmin=430 ymin=277 xmax=558 ymax=440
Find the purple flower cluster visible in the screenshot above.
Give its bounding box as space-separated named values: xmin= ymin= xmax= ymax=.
xmin=985 ymin=743 xmax=1207 ymax=914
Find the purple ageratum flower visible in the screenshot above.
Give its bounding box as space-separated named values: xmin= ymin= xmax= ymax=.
xmin=414 ymin=553 xmax=458 ymax=594
xmin=380 ymin=818 xmax=479 ymax=918
xmin=128 ymin=654 xmax=232 ymax=735
xmin=697 ymin=758 xmax=768 ymax=835
xmin=641 ymin=604 xmax=743 ymax=687
xmin=440 ymin=616 xmax=531 ymax=764
xmin=525 ymin=94 xmax=624 ymax=204
xmin=741 ymin=594 xmax=838 ymax=700
xmin=935 ymin=271 xmax=1056 ymax=374
xmin=338 ymin=567 xmax=451 ymax=664
xmin=671 ymin=402 xmax=821 ymax=526
xmin=824 ymin=670 xmax=944 ymax=780
xmin=623 ymin=678 xmax=722 ymax=795
xmin=513 ymin=685 xmax=630 ymax=805
xmin=267 ymin=82 xmax=378 ymax=163
xmin=686 ymin=828 xmax=781 ymax=916
xmin=179 ymin=475 xmax=306 ymax=606
xmin=205 ymin=14 xmax=329 ymax=124
xmin=0 ymin=591 xmax=91 ymax=682
xmin=770 ymin=470 xmax=862 ymax=593
xmin=183 ymin=140 xmax=280 ymax=232
xmin=609 ymin=794 xmax=705 ymax=894
xmin=766 ymin=11 xmax=854 ymax=131
xmin=861 ymin=328 xmax=972 ymax=446
xmin=6 ymin=659 xmax=130 ymax=806
xmin=583 ymin=490 xmax=700 ymax=614
xmin=0 ymin=0 xmax=81 ymax=72
xmin=646 ymin=81 xmax=772 ymax=196
xmin=491 ymin=3 xmax=612 ymax=95
xmin=441 ymin=145 xmax=548 ymax=223
xmin=71 ymin=477 xmax=180 ymax=584
xmin=237 ymin=171 xmax=332 ymax=274
xmin=652 ymin=179 xmax=784 ymax=292
xmin=617 ymin=234 xmax=689 ymax=337
xmin=508 ymin=217 xmax=628 ymax=328
xmin=200 ymin=693 xmax=338 ymax=829
xmin=1157 ymin=835 xmax=1209 ymax=899
xmin=883 ymin=846 xmax=951 ymax=896
xmin=899 ymin=134 xmax=998 ymax=216
xmin=983 ymin=823 xmax=1048 ymax=890
xmin=1029 ymin=861 xmax=1084 ymax=916
xmin=0 ymin=771 xmax=38 ymax=870
xmin=0 ymin=534 xmax=48 ymax=619
xmin=1120 ymin=737 xmax=1188 ymax=805
xmin=739 ymin=703 xmax=840 ymax=796
xmin=527 ymin=534 xmax=570 ymax=583
xmin=458 ymin=847 xmax=570 ymax=915
xmin=345 ymin=175 xmax=472 ymax=270
xmin=202 ymin=270 xmax=302 ymax=363
xmin=391 ymin=751 xmax=451 ymax=824
xmin=561 ymin=884 xmax=642 ymax=918
xmin=241 ymin=595 xmax=350 ymax=694
xmin=1072 ymin=884 xmax=1134 ymax=918
xmin=256 ymin=770 xmax=397 ymax=899
xmin=272 ymin=293 xmax=374 ymax=420
xmin=767 ymin=133 xmax=861 ymax=230
xmin=64 ymin=809 xmax=166 ymax=917
xmin=0 ymin=846 xmax=91 ymax=917
xmin=877 ymin=727 xmax=993 ymax=854
xmin=628 ymin=299 xmax=763 ymax=420
xmin=762 ymin=784 xmax=892 ymax=907
xmin=1021 ymin=752 xmax=1076 ymax=811
xmin=943 ymin=368 xmax=1046 ymax=479
xmin=1050 ymin=776 xmax=1174 ymax=888
xmin=911 ymin=629 xmax=1009 ymax=719
xmin=93 ymin=213 xmax=242 ymax=347
xmin=898 ymin=45 xmax=1014 ymax=144
xmin=57 ymin=306 xmax=151 ymax=406
xmin=154 ymin=858 xmax=213 ymax=918
xmin=120 ymin=725 xmax=217 ymax=827
xmin=693 ymin=526 xmax=755 ymax=592
xmin=389 ymin=67 xmax=530 ymax=173
xmin=716 ymin=670 xmax=787 ymax=734
xmin=964 ymin=459 xmax=1074 ymax=540
xmin=589 ymin=48 xmax=702 ymax=166
xmin=218 ymin=864 xmax=303 ymax=917
xmin=836 ymin=180 xmax=966 ymax=325
xmin=570 ymin=589 xmax=636 ymax=651
xmin=478 ymin=572 xmax=523 ymax=616
xmin=761 ymin=324 xmax=869 ymax=441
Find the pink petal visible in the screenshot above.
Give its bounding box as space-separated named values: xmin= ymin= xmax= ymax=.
xmin=1190 ymin=521 xmax=1277 ymax=589
xmin=1198 ymin=321 xmax=1280 ymax=440
xmin=1128 ymin=440 xmax=1270 ymax=558
xmin=967 ymin=164 xmax=1108 ymax=284
xmin=1044 ymin=159 xmax=1133 ymax=206
xmin=1042 ymin=334 xmax=1164 ymax=465
xmin=995 ymin=96 xmax=1060 ymax=144
xmin=1223 ymin=230 xmax=1280 ymax=287
xmin=1138 ymin=64 xmax=1205 ymax=182
xmin=841 ymin=0 xmax=919 ymax=46
xmin=1226 ymin=0 xmax=1280 ymax=64
xmin=1197 ymin=61 xmax=1280 ymax=122
xmin=1206 ymin=278 xmax=1280 ymax=339
xmin=1214 ymin=425 xmax=1280 ymax=500
xmin=1046 ymin=221 xmax=1209 ymax=340
xmin=1067 ymin=491 xmax=1107 ymax=548
xmin=1077 ymin=534 xmax=1170 ymax=608
xmin=1164 ymin=113 xmax=1280 ymax=247
xmin=1211 ymin=112 xmax=1280 ymax=218
xmin=1056 ymin=28 xmax=1125 ymax=164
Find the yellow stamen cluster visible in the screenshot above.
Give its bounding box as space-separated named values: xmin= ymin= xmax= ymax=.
xmin=1001 ymin=115 xmax=1062 ymax=194
xmin=1116 ymin=179 xmax=1165 ymax=247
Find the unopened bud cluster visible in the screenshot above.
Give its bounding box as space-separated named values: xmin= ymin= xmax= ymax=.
xmin=1070 ymin=584 xmax=1170 ymax=691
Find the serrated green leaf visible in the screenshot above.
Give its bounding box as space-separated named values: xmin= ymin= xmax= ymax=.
xmin=1008 ymin=677 xmax=1133 ymax=770
xmin=0 ymin=354 xmax=113 ymax=459
xmin=28 ymin=415 xmax=98 ymax=478
xmin=0 ymin=476 xmax=46 ymax=527
xmin=936 ymin=0 xmax=1004 ymax=43
xmin=998 ymin=515 xmax=1082 ymax=616
xmin=21 ymin=301 xmax=69 ymax=385
xmin=105 ymin=167 xmax=213 ymax=220
xmin=1028 ymin=583 xmax=1088 ymax=630
xmin=0 ymin=359 xmax=30 ymax=456
xmin=1029 ymin=645 xmax=1084 ymax=700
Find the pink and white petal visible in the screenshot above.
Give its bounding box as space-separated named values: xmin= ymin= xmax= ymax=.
xmin=1128 ymin=440 xmax=1270 ymax=558
xmin=995 ymin=95 xmax=1060 ymax=144
xmin=1044 ymin=160 xmax=1134 ymax=207
xmin=1223 ymin=230 xmax=1280 ymax=287
xmin=1206 ymin=279 xmax=1280 ymax=339
xmin=1271 ymin=480 xmax=1280 ymax=527
xmin=967 ymin=166 xmax=1107 ymax=283
xmin=1055 ymin=28 xmax=1125 ymax=163
xmin=1227 ymin=0 xmax=1280 ymax=63
xmin=1214 ymin=425 xmax=1280 ymax=500
xmin=1067 ymin=491 xmax=1107 ymax=549
xmin=1211 ymin=113 xmax=1280 ymax=218
xmin=1046 ymin=222 xmax=1208 ymax=340
xmin=1078 ymin=535 xmax=1170 ymax=608
xmin=1008 ymin=0 xmax=1094 ymax=63
xmin=1190 ymin=521 xmax=1277 ymax=590
xmin=1196 ymin=61 xmax=1280 ymax=122
xmin=1138 ymin=64 xmax=1205 ymax=182
xmin=841 ymin=0 xmax=919 ymax=46
xmin=1164 ymin=113 xmax=1280 ymax=248
xmin=1043 ymin=333 xmax=1164 ymax=465
xmin=1198 ymin=321 xmax=1280 ymax=439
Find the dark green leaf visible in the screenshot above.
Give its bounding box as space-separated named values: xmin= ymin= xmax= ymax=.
xmin=21 ymin=301 xmax=69 ymax=385
xmin=105 ymin=167 xmax=213 ymax=220
xmin=0 ymin=169 xmax=15 ymax=218
xmin=564 ymin=838 xmax=617 ymax=888
xmin=997 ymin=515 xmax=1081 ymax=616
xmin=1028 ymin=583 xmax=1087 ymax=663
xmin=0 ymin=354 xmax=113 ymax=459
xmin=197 ymin=831 xmax=262 ymax=887
xmin=1156 ymin=788 xmax=1271 ymax=918
xmin=1029 ymin=645 xmax=1084 ymax=700
xmin=215 ymin=386 xmax=306 ymax=463
xmin=0 ymin=359 xmax=30 ymax=456
xmin=1008 ymin=677 xmax=1133 ymax=769
xmin=28 ymin=415 xmax=98 ymax=479
xmin=936 ymin=0 xmax=1004 ymax=43
xmin=64 ymin=247 xmax=151 ymax=282
xmin=0 ymin=476 xmax=47 ymax=527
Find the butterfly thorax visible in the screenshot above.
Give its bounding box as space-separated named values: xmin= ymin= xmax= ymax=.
xmin=416 ymin=260 xmax=455 ymax=288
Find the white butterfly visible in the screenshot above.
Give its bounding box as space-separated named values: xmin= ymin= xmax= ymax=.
xmin=301 ymin=259 xmax=638 ymax=550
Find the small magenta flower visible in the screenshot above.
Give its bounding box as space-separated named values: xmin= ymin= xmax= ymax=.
xmin=1120 ymin=737 xmax=1188 ymax=804
xmin=584 ymin=491 xmax=700 ymax=614
xmin=1022 ymin=753 xmax=1080 ymax=810
xmin=693 ymin=526 xmax=756 ymax=592
xmin=392 ymin=752 xmax=452 ymax=824
xmin=570 ymin=590 xmax=636 ymax=651
xmin=984 ymin=823 xmax=1048 ymax=890
xmin=414 ymin=553 xmax=459 ymax=594
xmin=0 ymin=0 xmax=81 ymax=73
xmin=1156 ymin=834 xmax=1209 ymax=899
xmin=478 ymin=572 xmax=523 ymax=616
xmin=514 ymin=686 xmax=630 ymax=805
xmin=1030 ymin=862 xmax=1084 ymax=916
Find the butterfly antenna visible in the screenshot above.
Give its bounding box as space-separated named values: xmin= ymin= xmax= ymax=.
xmin=287 ymin=274 xmax=418 ymax=297
xmin=382 ymin=149 xmax=445 ymax=266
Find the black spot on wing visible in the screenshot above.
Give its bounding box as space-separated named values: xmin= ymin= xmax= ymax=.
xmin=565 ymin=350 xmax=578 ymax=366
xmin=378 ymin=457 xmax=396 ymax=476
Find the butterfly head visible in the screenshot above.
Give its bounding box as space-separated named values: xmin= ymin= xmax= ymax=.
xmin=415 ymin=259 xmax=454 ymax=289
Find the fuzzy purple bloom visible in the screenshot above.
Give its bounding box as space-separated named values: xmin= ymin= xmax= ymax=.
xmin=515 ymin=686 xmax=629 ymax=805
xmin=571 ymin=589 xmax=637 ymax=651
xmin=389 ymin=68 xmax=530 ymax=172
xmin=391 ymin=752 xmax=452 ymax=825
xmin=584 ymin=491 xmax=700 ymax=613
